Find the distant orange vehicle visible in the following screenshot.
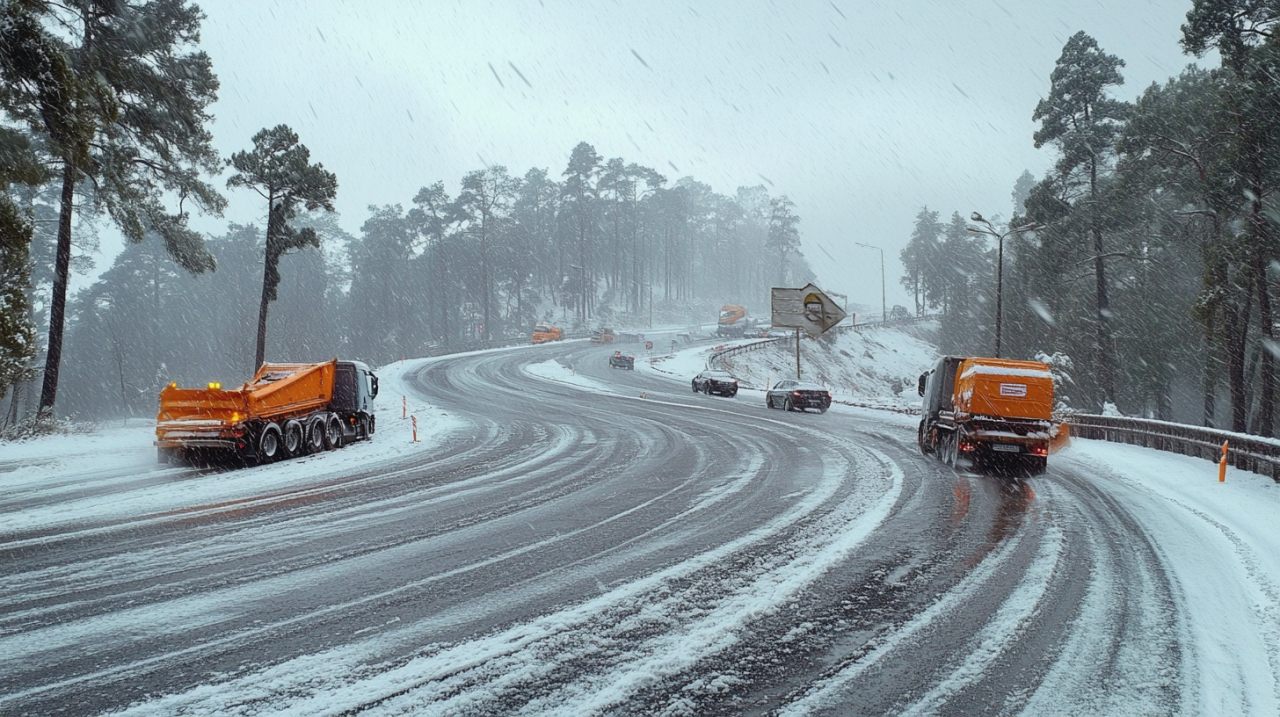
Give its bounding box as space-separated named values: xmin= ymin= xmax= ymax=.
xmin=532 ymin=324 xmax=563 ymax=343
xmin=589 ymin=327 xmax=615 ymax=343
xmin=155 ymin=359 xmax=378 ymax=465
xmin=917 ymin=356 xmax=1054 ymax=475
xmin=716 ymin=304 xmax=748 ymax=337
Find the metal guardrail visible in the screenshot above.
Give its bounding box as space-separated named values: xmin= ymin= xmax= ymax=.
xmin=841 ymin=313 xmax=940 ymax=334
xmin=417 ymin=331 xmax=596 ymax=359
xmin=706 ymin=337 xmax=787 ymax=369
xmin=1067 ymin=414 xmax=1280 ymax=482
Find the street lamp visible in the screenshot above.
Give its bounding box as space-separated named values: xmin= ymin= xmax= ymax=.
xmin=853 ymin=242 xmax=886 ymax=322
xmin=966 ymin=213 xmax=1041 ymax=358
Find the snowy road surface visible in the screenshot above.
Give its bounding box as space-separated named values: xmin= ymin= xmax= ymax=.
xmin=2 ymin=339 xmax=1279 ymax=715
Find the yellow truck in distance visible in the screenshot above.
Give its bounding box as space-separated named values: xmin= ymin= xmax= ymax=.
xmin=917 ymin=356 xmax=1054 ymax=475
xmin=532 ymin=324 xmax=563 ymax=343
xmin=155 ymin=359 xmax=378 ymax=464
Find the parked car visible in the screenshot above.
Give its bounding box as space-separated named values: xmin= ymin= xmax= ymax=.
xmin=609 ymin=351 xmax=635 ymax=370
xmin=692 ymin=370 xmax=738 ymax=397
xmin=766 ymin=380 xmax=831 ymax=412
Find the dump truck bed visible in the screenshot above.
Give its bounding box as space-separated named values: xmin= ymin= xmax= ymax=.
xmin=952 ymin=358 xmax=1053 ymax=422
xmin=156 ymin=361 xmax=337 ymax=436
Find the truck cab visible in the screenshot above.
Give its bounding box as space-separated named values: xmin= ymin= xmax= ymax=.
xmin=332 ymin=361 xmax=379 ymax=439
xmin=917 ymin=356 xmax=963 ymax=455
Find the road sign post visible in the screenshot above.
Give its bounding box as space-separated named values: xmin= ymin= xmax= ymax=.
xmin=771 ymin=283 xmax=847 ymax=379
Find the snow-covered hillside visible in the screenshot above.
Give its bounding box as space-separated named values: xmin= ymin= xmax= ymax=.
xmin=647 ymin=322 xmax=940 ymax=413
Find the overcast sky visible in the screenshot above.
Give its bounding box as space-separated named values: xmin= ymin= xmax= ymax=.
xmin=92 ymin=0 xmax=1214 ymax=315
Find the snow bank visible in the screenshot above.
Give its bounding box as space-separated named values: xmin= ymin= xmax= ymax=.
xmin=1054 ymin=439 xmax=1280 ymax=715
xmin=0 ymin=357 xmax=464 ymax=536
xmin=523 ymin=359 xmax=616 ymax=394
xmin=642 ymin=324 xmax=940 ymax=414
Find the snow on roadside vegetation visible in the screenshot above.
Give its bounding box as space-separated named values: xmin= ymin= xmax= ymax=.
xmin=642 ymin=323 xmax=940 ymax=413
xmin=0 ymin=356 xmax=463 ymax=535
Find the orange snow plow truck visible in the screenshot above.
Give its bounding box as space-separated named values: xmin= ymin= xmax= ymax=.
xmin=155 ymin=359 xmax=378 ymax=464
xmin=916 ymin=356 xmax=1054 ymax=475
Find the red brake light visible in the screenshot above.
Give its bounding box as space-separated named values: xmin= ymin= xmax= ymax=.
xmin=1032 ymin=445 xmax=1048 ymax=456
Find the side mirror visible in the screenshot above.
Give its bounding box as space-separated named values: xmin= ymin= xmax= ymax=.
xmin=370 ymin=374 xmax=379 ymax=398
xmin=917 ymin=373 xmax=927 ymax=396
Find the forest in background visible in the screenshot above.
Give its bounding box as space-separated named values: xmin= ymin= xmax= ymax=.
xmin=8 ymin=142 xmax=814 ymax=422
xmin=900 ymin=13 xmax=1280 ymax=436
xmin=0 ymin=1 xmax=812 ymax=424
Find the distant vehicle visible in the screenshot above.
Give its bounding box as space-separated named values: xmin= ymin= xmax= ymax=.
xmin=766 ymin=380 xmax=831 ymax=412
xmin=890 ymin=305 xmax=910 ymax=320
xmin=589 ymin=327 xmax=615 ymax=343
xmin=917 ymin=356 xmax=1053 ymax=475
xmin=716 ymin=305 xmax=748 ymax=337
xmin=532 ymin=324 xmax=563 ymax=343
xmin=609 ymin=351 xmax=635 ymax=370
xmin=692 ymin=370 xmax=739 ymax=397
xmin=155 ymin=359 xmax=378 ymax=464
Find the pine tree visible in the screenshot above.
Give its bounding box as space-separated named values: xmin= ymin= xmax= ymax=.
xmin=227 ymin=125 xmax=338 ymax=370
xmin=901 ymin=207 xmax=942 ymax=315
xmin=1183 ymin=2 xmax=1280 ymax=434
xmin=29 ymin=0 xmax=225 ymax=416
xmin=452 ymin=167 xmax=517 ymax=341
xmin=561 ymin=143 xmax=601 ymax=322
xmin=767 ymin=195 xmax=800 ymax=285
xmin=1033 ymin=31 xmax=1130 ymax=408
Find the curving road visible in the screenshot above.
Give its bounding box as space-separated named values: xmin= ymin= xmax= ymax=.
xmin=0 ymin=338 xmax=1259 ymax=715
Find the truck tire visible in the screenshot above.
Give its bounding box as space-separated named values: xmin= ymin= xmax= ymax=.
xmin=368 ymin=414 xmax=376 ymax=435
xmin=324 ymin=414 xmax=344 ymax=450
xmin=258 ymin=423 xmax=283 ymax=462
xmin=305 ymin=415 xmax=326 ymax=453
xmin=282 ymin=420 xmax=304 ymax=457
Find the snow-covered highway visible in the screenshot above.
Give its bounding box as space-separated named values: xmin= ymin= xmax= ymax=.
xmin=2 ymin=338 xmax=1278 ymax=715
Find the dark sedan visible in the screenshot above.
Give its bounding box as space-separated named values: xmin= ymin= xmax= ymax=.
xmin=692 ymin=370 xmax=738 ymax=397
xmin=766 ymin=380 xmax=831 ymax=412
xmin=609 ymin=352 xmax=635 ymax=370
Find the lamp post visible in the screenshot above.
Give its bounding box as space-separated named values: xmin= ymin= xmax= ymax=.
xmin=966 ymin=213 xmax=1041 ymax=358
xmin=854 ymin=242 xmax=886 ymax=322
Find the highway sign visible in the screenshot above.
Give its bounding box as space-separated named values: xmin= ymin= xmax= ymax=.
xmin=771 ymin=283 xmax=847 ymax=337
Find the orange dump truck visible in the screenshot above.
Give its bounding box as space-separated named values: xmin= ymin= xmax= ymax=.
xmin=916 ymin=356 xmax=1054 ymax=475
xmin=155 ymin=359 xmax=378 ymax=464
xmin=532 ymin=324 xmax=563 ymax=343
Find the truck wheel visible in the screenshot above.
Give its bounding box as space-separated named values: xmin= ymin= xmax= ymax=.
xmin=282 ymin=420 xmax=304 ymax=457
xmin=917 ymin=422 xmax=928 ymax=455
xmin=324 ymin=414 xmax=343 ymax=450
xmin=368 ymin=414 xmax=376 ymax=435
xmin=356 ymin=415 xmax=369 ymax=440
xmin=258 ymin=423 xmax=283 ymax=462
xmin=305 ymin=416 xmax=326 ymax=453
